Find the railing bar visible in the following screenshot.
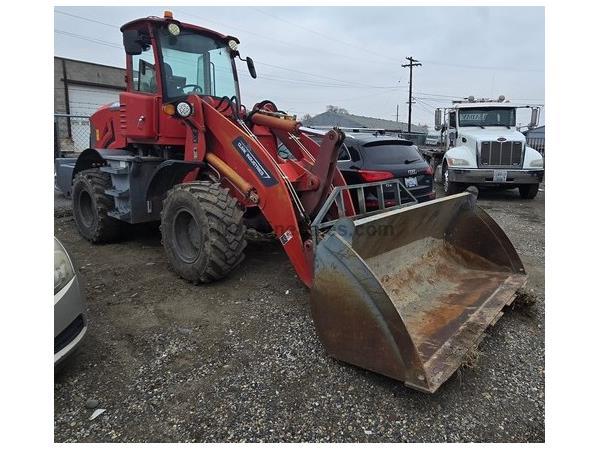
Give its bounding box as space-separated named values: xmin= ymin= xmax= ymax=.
xmin=357 ymin=187 xmax=366 ymax=214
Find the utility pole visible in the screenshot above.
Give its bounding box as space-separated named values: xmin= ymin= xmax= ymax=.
xmin=396 ymin=104 xmax=399 ymax=122
xmin=402 ymin=56 xmax=421 ymax=133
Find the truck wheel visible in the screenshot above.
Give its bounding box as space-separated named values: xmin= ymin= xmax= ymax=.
xmin=518 ymin=184 xmax=539 ymax=199
xmin=161 ymin=182 xmax=247 ymax=283
xmin=72 ymin=169 xmax=121 ymax=243
xmin=443 ymin=164 xmax=461 ymax=195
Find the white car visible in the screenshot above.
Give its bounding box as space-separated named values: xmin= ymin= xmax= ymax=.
xmin=54 ymin=237 xmax=87 ymax=366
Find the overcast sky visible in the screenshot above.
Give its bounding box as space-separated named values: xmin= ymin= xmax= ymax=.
xmin=54 ymin=6 xmax=545 ymax=128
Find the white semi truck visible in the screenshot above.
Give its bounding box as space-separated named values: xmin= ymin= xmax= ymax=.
xmin=423 ymin=96 xmax=544 ymax=199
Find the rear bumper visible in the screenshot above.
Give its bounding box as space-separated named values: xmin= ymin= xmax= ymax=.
xmin=448 ymin=168 xmax=544 ymax=185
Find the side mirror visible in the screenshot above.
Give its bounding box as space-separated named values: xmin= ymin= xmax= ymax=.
xmin=434 ymin=108 xmax=442 ymax=131
xmin=529 ymin=107 xmax=540 ymax=128
xmin=123 ymin=29 xmax=142 ymax=55
xmin=246 ymin=57 xmax=257 ymax=79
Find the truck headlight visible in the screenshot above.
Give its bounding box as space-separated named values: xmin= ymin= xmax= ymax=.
xmin=54 ymin=238 xmax=75 ymax=295
xmin=530 ymin=158 xmax=544 ymax=168
xmin=447 ymin=158 xmax=470 ymax=167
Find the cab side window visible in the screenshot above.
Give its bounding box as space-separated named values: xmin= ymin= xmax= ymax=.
xmin=132 ymin=43 xmax=157 ymax=94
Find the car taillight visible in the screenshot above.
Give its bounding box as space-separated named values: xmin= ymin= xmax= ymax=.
xmin=357 ymin=170 xmax=394 ymax=182
xmin=423 ymin=165 xmax=433 ymax=176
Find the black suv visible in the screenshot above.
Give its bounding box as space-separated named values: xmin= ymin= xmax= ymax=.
xmin=336 ymin=132 xmax=435 ymax=205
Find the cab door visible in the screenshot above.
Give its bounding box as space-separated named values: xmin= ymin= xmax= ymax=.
xmin=119 ymin=40 xmax=159 ymax=141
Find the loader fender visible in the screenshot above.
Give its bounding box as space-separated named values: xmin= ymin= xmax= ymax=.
xmin=72 ymin=148 xmax=133 ymax=181
xmin=145 ymin=160 xmax=206 ymax=206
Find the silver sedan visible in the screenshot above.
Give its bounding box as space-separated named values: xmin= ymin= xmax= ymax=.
xmin=54 ymin=237 xmax=87 ymax=366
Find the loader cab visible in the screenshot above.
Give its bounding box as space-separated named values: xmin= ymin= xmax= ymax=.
xmin=122 ymin=16 xmax=242 ymax=100
xmin=119 ymin=13 xmax=245 ymax=142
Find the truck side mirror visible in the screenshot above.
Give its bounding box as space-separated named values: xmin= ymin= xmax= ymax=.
xmin=434 ymin=109 xmax=442 ymax=131
xmin=529 ymin=107 xmax=540 ymax=128
xmin=246 ymin=57 xmax=257 ymax=79
xmin=123 ymin=29 xmax=142 ymax=55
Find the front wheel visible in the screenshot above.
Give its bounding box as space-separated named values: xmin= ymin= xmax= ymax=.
xmin=161 ymin=182 xmax=247 ymax=283
xmin=518 ymin=184 xmax=539 ymax=199
xmin=443 ymin=164 xmax=462 ymax=195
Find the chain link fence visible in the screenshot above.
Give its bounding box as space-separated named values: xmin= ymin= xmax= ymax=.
xmin=54 ymin=113 xmax=91 ymax=158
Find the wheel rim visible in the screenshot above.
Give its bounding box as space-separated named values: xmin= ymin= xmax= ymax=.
xmin=78 ymin=190 xmax=94 ymax=228
xmin=172 ymin=208 xmax=202 ymax=263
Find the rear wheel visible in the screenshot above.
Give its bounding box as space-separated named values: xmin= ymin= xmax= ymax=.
xmin=518 ymin=183 xmax=539 ymax=199
xmin=443 ymin=164 xmax=462 ymax=195
xmin=161 ymin=182 xmax=247 ymax=283
xmin=72 ymin=169 xmax=121 ymax=243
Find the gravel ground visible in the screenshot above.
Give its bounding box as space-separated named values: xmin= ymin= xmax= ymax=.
xmin=54 ymin=183 xmax=544 ymax=443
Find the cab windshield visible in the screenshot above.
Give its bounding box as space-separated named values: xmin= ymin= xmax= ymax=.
xmin=458 ymin=108 xmax=516 ymax=127
xmin=157 ymin=27 xmax=238 ymax=100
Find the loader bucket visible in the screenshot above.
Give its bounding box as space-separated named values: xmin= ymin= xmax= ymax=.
xmin=310 ymin=192 xmax=527 ymax=393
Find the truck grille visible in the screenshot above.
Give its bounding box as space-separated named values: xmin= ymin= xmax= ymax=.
xmin=479 ymin=141 xmax=523 ymax=168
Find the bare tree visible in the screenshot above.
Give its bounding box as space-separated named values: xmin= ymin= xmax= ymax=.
xmin=326 ymin=105 xmax=349 ymax=114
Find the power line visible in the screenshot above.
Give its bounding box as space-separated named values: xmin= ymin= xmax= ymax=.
xmin=180 ymin=10 xmax=392 ymax=69
xmin=55 ymin=10 xmax=120 ymax=29
xmin=420 ymin=59 xmax=543 ymax=73
xmin=54 ymin=30 xmax=122 ymax=49
xmin=251 ymin=7 xmax=393 ymax=64
xmin=53 ymin=22 xmax=400 ymax=90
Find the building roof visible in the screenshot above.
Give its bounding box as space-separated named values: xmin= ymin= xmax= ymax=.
xmin=304 ymin=111 xmax=427 ymax=133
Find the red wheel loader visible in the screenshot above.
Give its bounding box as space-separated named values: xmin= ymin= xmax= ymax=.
xmin=55 ymin=12 xmax=527 ymax=393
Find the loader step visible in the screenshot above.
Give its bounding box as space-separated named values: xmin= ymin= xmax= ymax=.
xmin=100 ymin=165 xmax=129 ymax=175
xmin=107 ymin=210 xmax=131 ymax=221
xmin=104 ymin=188 xmax=130 ymax=198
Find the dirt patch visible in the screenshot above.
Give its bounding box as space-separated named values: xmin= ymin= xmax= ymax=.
xmin=55 ymin=184 xmax=545 ymax=443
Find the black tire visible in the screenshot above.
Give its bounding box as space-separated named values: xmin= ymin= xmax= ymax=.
xmin=161 ymin=182 xmax=247 ymax=283
xmin=519 ymin=183 xmax=539 ymax=199
xmin=72 ymin=169 xmax=121 ymax=243
xmin=443 ymin=163 xmax=462 ymax=195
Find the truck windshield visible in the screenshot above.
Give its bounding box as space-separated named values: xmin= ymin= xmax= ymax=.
xmin=158 ymin=27 xmax=238 ymax=100
xmin=458 ymin=108 xmax=515 ymax=127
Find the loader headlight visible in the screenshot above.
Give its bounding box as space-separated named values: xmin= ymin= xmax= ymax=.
xmin=228 ymin=39 xmax=238 ymax=51
xmin=54 ymin=238 xmax=75 ymax=295
xmin=167 ymin=23 xmax=180 ymax=36
xmin=176 ymin=101 xmax=192 ymax=118
xmin=530 ymin=158 xmax=544 ymax=168
xmin=447 ymin=158 xmax=470 ymax=167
